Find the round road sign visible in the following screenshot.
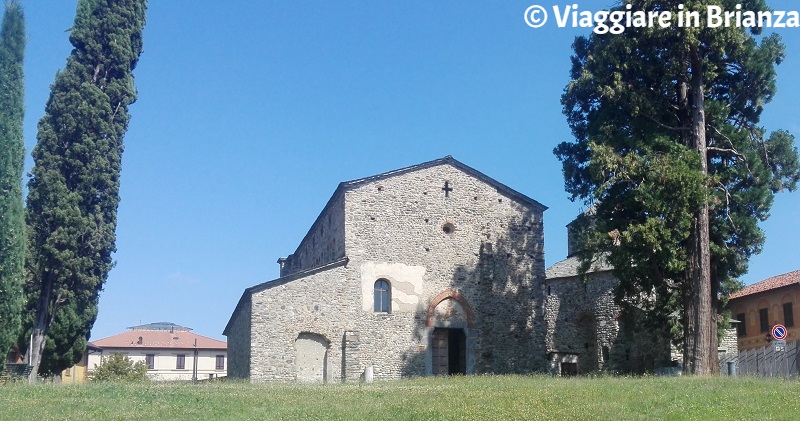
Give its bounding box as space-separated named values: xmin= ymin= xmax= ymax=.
xmin=771 ymin=324 xmax=787 ymax=341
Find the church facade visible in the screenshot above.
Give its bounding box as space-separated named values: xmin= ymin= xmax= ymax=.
xmin=223 ymin=157 xmax=671 ymax=382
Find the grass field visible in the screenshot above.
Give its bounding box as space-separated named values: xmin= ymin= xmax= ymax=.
xmin=1 ymin=375 xmax=799 ymax=420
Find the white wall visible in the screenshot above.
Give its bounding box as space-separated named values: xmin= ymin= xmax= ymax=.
xmin=87 ymin=348 xmax=227 ymax=381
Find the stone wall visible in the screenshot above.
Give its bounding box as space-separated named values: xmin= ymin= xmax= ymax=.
xmin=544 ymin=268 xmax=673 ymax=374
xmin=279 ymin=192 xmax=346 ymax=277
xmin=225 ymin=296 xmax=251 ymax=379
xmin=249 ymin=263 xmax=350 ymax=382
xmin=718 ymin=327 xmax=738 ymax=374
xmin=342 ymin=164 xmax=546 ymax=376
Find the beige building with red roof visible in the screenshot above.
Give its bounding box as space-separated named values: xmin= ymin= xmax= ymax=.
xmin=87 ymin=322 xmax=227 ymax=381
xmin=729 ymin=270 xmax=800 ymax=351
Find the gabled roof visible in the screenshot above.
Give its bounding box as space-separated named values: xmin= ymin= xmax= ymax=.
xmin=285 ymin=156 xmax=547 ymax=262
xmin=545 ymin=254 xmax=613 ymax=280
xmin=339 ymin=156 xmax=547 ymax=211
xmin=90 ymin=326 xmax=227 ymax=350
xmin=729 ymin=270 xmax=800 ymax=299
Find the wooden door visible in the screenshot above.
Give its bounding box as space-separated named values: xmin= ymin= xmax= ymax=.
xmin=432 ymin=328 xmax=449 ymax=375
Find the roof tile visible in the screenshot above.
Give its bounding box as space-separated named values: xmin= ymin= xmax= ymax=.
xmin=90 ymin=329 xmax=227 ymax=350
xmin=729 ymin=270 xmax=800 ymax=299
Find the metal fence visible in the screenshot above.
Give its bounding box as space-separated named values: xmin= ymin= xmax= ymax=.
xmin=736 ymin=340 xmax=799 ymax=377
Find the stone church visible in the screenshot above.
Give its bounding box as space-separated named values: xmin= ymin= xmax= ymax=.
xmin=223 ymin=156 xmax=671 ymax=382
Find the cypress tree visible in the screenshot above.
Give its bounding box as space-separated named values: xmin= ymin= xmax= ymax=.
xmin=25 ymin=0 xmax=147 ymax=379
xmin=0 ymin=0 xmax=26 ymax=359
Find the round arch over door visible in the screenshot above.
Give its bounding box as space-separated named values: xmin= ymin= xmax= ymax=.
xmin=425 ymin=289 xmax=475 ymax=328
xmin=426 ymin=289 xmax=475 ymax=376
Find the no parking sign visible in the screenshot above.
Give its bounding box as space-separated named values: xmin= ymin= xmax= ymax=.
xmin=772 ymin=324 xmax=788 ymax=341
xmin=772 ymin=325 xmax=788 ymax=352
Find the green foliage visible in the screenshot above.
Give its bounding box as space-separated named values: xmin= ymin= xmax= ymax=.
xmin=576 ymin=143 xmax=708 ymax=340
xmin=90 ymin=353 xmax=148 ymax=382
xmin=1 ymin=376 xmax=800 ymax=419
xmin=24 ymin=0 xmax=147 ymax=376
xmin=0 ymin=0 xmax=26 ymax=357
xmin=555 ymin=0 xmax=800 ymax=353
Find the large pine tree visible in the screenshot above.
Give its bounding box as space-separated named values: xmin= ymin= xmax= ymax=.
xmin=0 ymin=0 xmax=26 ymax=358
xmin=555 ymin=0 xmax=800 ymax=374
xmin=25 ymin=0 xmax=147 ymax=379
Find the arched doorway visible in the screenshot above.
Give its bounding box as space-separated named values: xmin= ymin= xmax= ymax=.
xmin=426 ymin=290 xmax=474 ymax=375
xmin=295 ymin=332 xmax=329 ymax=383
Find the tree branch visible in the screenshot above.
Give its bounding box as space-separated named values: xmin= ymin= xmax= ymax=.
xmin=714 ymin=180 xmax=737 ymax=231
xmin=706 ymin=146 xmax=744 ymax=158
xmin=708 ymin=124 xmax=751 ymax=173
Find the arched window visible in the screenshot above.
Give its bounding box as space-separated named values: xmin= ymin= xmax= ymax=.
xmin=374 ymin=279 xmax=391 ymax=313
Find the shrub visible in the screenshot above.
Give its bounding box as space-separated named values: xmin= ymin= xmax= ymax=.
xmin=90 ymin=353 xmax=148 ymax=382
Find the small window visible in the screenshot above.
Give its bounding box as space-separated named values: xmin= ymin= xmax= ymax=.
xmin=784 ymin=303 xmax=795 ymax=327
xmin=759 ymin=308 xmax=769 ymax=333
xmin=215 ymin=355 xmax=225 ymax=371
xmin=146 ymin=354 xmax=155 ymax=370
xmin=176 ymin=354 xmax=185 ymax=370
xmin=442 ymin=222 xmax=455 ymax=235
xmin=736 ymin=313 xmax=746 ymax=337
xmin=373 ymin=279 xmax=391 ymax=313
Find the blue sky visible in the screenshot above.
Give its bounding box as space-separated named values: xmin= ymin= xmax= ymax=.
xmin=19 ymin=1 xmax=800 ymax=341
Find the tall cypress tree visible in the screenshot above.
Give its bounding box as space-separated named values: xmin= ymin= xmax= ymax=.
xmin=0 ymin=0 xmax=26 ymax=359
xmin=25 ymin=0 xmax=146 ymax=378
xmin=556 ymin=0 xmax=800 ymax=374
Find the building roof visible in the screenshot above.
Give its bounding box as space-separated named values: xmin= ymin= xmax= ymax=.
xmin=338 ymin=156 xmax=547 ymax=212
xmin=90 ymin=324 xmax=227 ymax=350
xmin=127 ymin=322 xmax=192 ymax=331
xmin=545 ymin=254 xmax=613 ymax=280
xmin=729 ymin=270 xmax=800 ymax=299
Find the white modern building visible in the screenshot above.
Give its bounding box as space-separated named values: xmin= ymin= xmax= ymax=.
xmin=89 ymin=322 xmax=227 ymax=381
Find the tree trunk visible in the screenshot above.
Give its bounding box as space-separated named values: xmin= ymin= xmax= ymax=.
xmin=27 ymin=276 xmax=53 ymax=382
xmin=709 ymin=265 xmax=720 ymax=375
xmin=683 ymin=46 xmax=715 ymax=375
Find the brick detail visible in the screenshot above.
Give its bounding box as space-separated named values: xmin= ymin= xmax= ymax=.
xmin=426 ymin=289 xmax=475 ymax=328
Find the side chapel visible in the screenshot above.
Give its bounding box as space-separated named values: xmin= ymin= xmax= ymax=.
xmin=223 ymin=156 xmax=671 ymax=382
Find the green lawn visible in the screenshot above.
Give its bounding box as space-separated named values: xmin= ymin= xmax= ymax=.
xmin=1 ymin=375 xmax=798 ymax=420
